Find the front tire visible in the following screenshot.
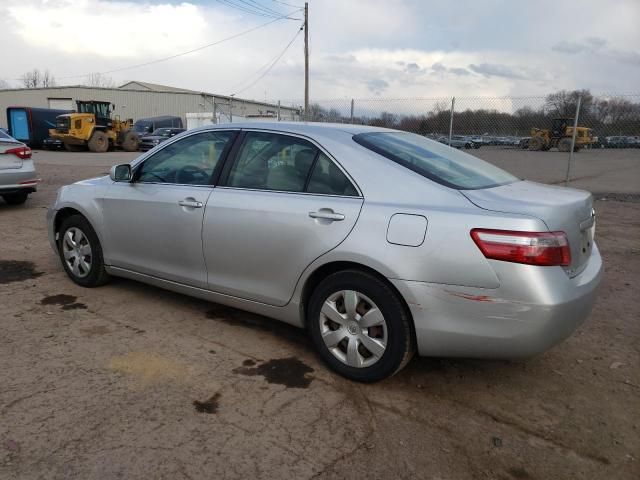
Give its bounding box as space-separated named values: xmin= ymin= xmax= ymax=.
xmin=308 ymin=270 xmax=414 ymax=382
xmin=58 ymin=214 xmax=110 ymax=287
xmin=88 ymin=131 xmax=109 ymax=153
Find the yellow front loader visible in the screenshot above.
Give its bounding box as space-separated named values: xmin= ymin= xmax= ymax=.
xmin=49 ymin=100 xmax=139 ymax=153
xmin=527 ymin=118 xmax=596 ymax=152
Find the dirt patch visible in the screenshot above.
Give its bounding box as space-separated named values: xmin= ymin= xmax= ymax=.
xmin=233 ymin=357 xmax=314 ymax=389
xmin=109 ymin=352 xmax=189 ymax=385
xmin=193 ymin=393 xmax=221 ymax=414
xmin=80 ymin=326 xmax=111 ymax=337
xmin=0 ymin=260 xmax=43 ymax=284
xmin=40 ymin=294 xmax=87 ymax=311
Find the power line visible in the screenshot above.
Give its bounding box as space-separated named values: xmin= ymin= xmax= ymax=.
xmin=18 ymin=15 xmax=293 ymax=81
xmin=272 ymin=0 xmax=304 ymax=8
xmin=214 ymin=0 xmax=300 ymax=19
xmin=229 ymin=25 xmax=303 ymax=96
xmin=241 ymin=0 xmax=288 ymax=17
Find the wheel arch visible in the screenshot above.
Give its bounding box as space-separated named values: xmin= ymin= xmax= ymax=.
xmin=53 ymin=206 xmax=103 ymax=249
xmin=299 ymin=260 xmax=416 ymax=342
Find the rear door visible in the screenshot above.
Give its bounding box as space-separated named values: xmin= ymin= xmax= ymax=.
xmin=101 ymin=129 xmax=237 ymax=288
xmin=203 ymin=130 xmax=363 ymax=306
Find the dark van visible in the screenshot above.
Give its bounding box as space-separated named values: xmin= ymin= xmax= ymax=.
xmin=133 ymin=116 xmax=183 ymax=136
xmin=7 ymin=107 xmax=72 ymax=148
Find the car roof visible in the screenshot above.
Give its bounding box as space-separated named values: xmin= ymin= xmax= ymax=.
xmin=190 ymin=121 xmax=399 ymax=137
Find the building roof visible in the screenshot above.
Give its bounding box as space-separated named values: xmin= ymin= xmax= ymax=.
xmin=118 ymin=81 xmax=201 ymax=94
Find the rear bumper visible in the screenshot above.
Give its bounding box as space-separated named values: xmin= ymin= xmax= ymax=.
xmin=1 ymin=167 xmax=39 ymax=195
xmin=392 ymin=243 xmax=603 ymax=358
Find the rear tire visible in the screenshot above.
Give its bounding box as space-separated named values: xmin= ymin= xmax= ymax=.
xmin=57 ymin=214 xmax=110 ymax=287
xmin=2 ymin=192 xmax=28 ymax=205
xmin=120 ymin=130 xmax=139 ymax=152
xmin=308 ymin=270 xmax=415 ymax=382
xmin=528 ymin=136 xmax=544 ymax=151
xmin=88 ymin=131 xmax=109 ymax=153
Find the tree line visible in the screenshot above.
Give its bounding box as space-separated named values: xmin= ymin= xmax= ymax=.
xmin=307 ymin=90 xmax=640 ymax=137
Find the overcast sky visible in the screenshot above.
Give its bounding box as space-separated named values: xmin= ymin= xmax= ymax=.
xmin=1 ymin=0 xmax=639 ymax=102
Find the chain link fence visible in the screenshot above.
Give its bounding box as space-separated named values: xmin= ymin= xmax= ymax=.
xmin=274 ymin=92 xmax=640 ymax=152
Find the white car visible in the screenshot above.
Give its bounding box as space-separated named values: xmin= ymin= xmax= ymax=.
xmin=0 ymin=130 xmax=38 ymax=205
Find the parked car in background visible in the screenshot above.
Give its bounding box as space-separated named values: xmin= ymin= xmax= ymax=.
xmin=603 ymin=136 xmax=634 ymax=148
xmin=438 ymin=135 xmax=475 ymax=149
xmin=42 ymin=137 xmax=64 ymax=150
xmin=0 ymin=130 xmax=38 ymax=205
xmin=133 ymin=116 xmax=183 ymax=137
xmin=519 ymin=137 xmax=531 ymax=149
xmin=139 ymin=128 xmax=186 ymax=151
xmin=47 ymin=123 xmax=602 ymax=382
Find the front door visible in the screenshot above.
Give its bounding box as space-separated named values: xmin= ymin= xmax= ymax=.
xmin=203 ymin=131 xmax=363 ymax=306
xmin=101 ymin=130 xmax=237 ymax=288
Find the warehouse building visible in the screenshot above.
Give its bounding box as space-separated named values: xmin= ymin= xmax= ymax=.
xmin=0 ymin=81 xmax=301 ymax=129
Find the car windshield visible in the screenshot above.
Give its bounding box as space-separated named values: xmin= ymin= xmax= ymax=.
xmin=353 ymin=131 xmax=518 ymax=190
xmin=151 ymin=128 xmax=171 ymax=137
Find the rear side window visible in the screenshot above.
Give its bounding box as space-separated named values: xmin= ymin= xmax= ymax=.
xmin=307 ymin=153 xmax=358 ymax=196
xmin=354 ymin=132 xmax=517 ymax=190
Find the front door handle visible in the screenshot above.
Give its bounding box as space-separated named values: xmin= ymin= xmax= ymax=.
xmin=309 ymin=210 xmax=345 ymax=221
xmin=179 ymin=199 xmax=203 ymax=208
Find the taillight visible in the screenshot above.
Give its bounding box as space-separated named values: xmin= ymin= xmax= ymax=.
xmin=5 ymin=146 xmax=32 ymax=159
xmin=471 ymin=229 xmax=571 ymax=267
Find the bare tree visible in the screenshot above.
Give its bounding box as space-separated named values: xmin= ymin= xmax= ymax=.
xmin=84 ymin=73 xmax=115 ymax=88
xmin=20 ymin=68 xmax=56 ymax=88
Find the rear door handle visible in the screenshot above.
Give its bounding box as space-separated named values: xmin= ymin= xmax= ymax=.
xmin=309 ymin=210 xmax=345 ymax=221
xmin=179 ymin=199 xmax=203 ymax=208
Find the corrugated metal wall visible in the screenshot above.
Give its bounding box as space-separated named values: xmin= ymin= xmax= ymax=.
xmin=0 ymin=86 xmax=300 ymax=128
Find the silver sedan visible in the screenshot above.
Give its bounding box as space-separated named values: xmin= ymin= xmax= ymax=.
xmin=47 ymin=123 xmax=603 ymax=382
xmin=1 ymin=130 xmax=39 ymax=205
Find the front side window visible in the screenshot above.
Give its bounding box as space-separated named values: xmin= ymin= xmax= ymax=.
xmin=136 ymin=130 xmax=236 ymax=185
xmin=354 ymin=132 xmax=518 ymax=190
xmin=226 ymin=132 xmax=318 ymax=192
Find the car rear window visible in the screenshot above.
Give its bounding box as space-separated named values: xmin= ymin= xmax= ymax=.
xmin=353 ymin=131 xmax=518 ymax=190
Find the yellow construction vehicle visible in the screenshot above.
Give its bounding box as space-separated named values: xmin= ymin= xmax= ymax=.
xmin=49 ymin=101 xmax=139 ymax=152
xmin=527 ymin=118 xmax=596 ymax=152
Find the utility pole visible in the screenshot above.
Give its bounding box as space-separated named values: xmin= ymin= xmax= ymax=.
xmin=304 ymin=2 xmax=309 ymax=120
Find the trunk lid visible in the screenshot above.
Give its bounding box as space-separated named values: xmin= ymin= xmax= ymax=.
xmin=462 ymin=180 xmax=595 ymax=277
xmin=0 ymin=141 xmax=24 ymax=170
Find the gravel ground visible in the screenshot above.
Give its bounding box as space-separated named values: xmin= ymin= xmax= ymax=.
xmin=0 ymin=147 xmax=638 ymax=480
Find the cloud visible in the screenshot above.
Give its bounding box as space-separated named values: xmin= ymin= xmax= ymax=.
xmin=5 ymin=0 xmax=210 ymax=57
xmin=449 ymin=67 xmax=471 ymax=76
xmin=366 ymin=79 xmax=389 ymax=95
xmin=552 ymin=37 xmax=607 ymax=54
xmin=405 ymin=62 xmax=421 ymax=73
xmin=431 ymin=62 xmax=447 ymax=72
xmin=468 ymin=63 xmax=526 ymax=79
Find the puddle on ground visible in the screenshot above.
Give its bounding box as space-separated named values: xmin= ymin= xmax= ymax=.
xmin=109 ymin=352 xmax=188 ymax=385
xmin=0 ymin=260 xmax=43 ymax=284
xmin=233 ymin=357 xmax=314 ymax=389
xmin=40 ymin=294 xmax=87 ymax=311
xmin=193 ymin=393 xmax=221 ymax=414
xmin=506 ymin=467 xmax=532 ymax=479
xmin=205 ymin=304 xmax=309 ymax=345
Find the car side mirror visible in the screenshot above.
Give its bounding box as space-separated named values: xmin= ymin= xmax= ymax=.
xmin=110 ymin=164 xmax=132 ymax=182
